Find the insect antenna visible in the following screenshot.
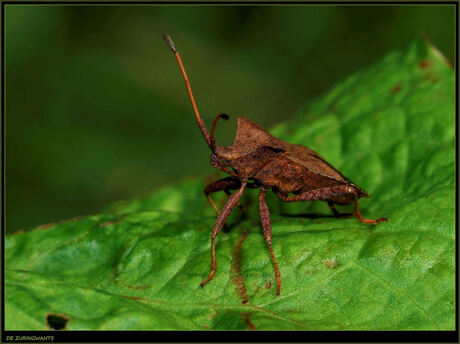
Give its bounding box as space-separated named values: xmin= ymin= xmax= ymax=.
xmin=163 ymin=33 xmax=212 ymax=148
xmin=210 ymin=113 xmax=229 ymax=151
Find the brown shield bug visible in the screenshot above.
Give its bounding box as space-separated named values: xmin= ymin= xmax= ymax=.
xmin=163 ymin=34 xmax=386 ymax=296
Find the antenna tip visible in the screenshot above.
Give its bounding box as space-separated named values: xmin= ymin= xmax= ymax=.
xmin=221 ymin=114 xmax=229 ymax=120
xmin=163 ymin=33 xmax=177 ymax=53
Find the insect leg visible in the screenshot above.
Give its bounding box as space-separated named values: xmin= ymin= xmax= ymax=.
xmin=223 ymin=189 xmax=247 ymax=213
xmin=327 ymin=201 xmax=340 ymax=216
xmin=276 ymin=185 xmax=351 ymax=202
xmin=201 ymin=182 xmax=247 ymax=289
xmin=223 ymin=181 xmax=260 ymax=212
xmin=327 ymin=201 xmax=354 ymax=218
xmin=259 ymin=188 xmax=281 ymax=296
xmin=277 ymin=186 xmax=386 ymax=225
xmin=352 ymin=194 xmax=387 ymax=225
xmin=204 ymin=177 xmax=241 ymax=215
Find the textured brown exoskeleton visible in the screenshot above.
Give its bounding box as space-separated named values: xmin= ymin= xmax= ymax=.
xmin=163 ymin=34 xmax=386 ymax=295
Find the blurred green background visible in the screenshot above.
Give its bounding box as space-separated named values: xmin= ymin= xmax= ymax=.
xmin=5 ymin=5 xmax=455 ymax=234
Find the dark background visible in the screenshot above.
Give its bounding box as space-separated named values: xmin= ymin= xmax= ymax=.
xmin=5 ymin=4 xmax=455 ymax=234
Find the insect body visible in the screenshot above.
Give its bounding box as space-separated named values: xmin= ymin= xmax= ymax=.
xmin=163 ymin=34 xmax=386 ymax=295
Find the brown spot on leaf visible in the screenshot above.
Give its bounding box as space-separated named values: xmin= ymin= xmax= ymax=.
xmin=122 ymin=295 xmax=145 ymax=301
xmin=231 ymin=229 xmax=250 ymax=304
xmin=46 ymin=313 xmax=70 ymax=330
xmin=99 ymin=214 xmax=128 ymax=228
xmin=36 ymin=216 xmax=81 ymax=230
xmin=37 ymin=222 xmax=58 ymax=229
xmin=419 ymin=60 xmax=433 ymax=69
xmin=242 ymin=313 xmax=256 ymax=330
xmin=390 ymin=84 xmax=401 ymax=94
xmin=231 ymin=228 xmax=256 ymax=329
xmin=324 ymin=257 xmax=339 ymax=269
xmin=266 ymin=282 xmax=271 ymax=289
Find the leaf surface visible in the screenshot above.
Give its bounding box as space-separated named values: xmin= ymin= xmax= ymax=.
xmin=6 ymin=38 xmax=455 ymax=330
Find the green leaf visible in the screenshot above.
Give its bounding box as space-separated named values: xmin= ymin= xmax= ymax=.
xmin=6 ymin=38 xmax=454 ymax=330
